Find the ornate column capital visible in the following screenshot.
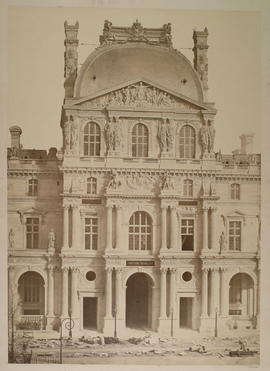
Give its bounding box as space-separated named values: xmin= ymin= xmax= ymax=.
xmin=115 ymin=267 xmax=123 ymax=274
xmin=160 ymin=267 xmax=168 ymax=274
xmin=202 ymin=267 xmax=209 ymax=273
xmin=61 ymin=266 xmax=70 ymax=273
xmin=106 ymin=266 xmax=114 ymax=274
xmin=170 ymin=268 xmax=177 ymax=274
xmin=71 ymin=266 xmax=80 ymax=273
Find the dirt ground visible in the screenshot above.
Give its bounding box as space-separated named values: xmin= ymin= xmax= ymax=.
xmin=13 ymin=332 xmax=260 ymax=365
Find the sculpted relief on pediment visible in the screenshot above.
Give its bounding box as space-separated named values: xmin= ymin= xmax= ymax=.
xmin=79 ymin=82 xmax=198 ymax=111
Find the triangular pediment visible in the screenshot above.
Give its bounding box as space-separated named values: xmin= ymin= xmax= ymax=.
xmin=71 ymin=78 xmax=214 ymax=111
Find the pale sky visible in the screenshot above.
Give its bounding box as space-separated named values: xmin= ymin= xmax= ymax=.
xmin=8 ymin=6 xmax=261 ymax=154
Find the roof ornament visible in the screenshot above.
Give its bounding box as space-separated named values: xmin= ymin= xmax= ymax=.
xmin=128 ymin=19 xmax=147 ymax=42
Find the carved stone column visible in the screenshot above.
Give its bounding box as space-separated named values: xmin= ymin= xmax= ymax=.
xmin=106 ymin=204 xmax=113 ymax=250
xmin=61 ymin=267 xmax=69 ymax=318
xmin=161 ymin=206 xmax=167 ymax=250
xmin=220 ymin=267 xmax=228 ymax=316
xmin=170 ymin=268 xmax=176 ymax=314
xmin=170 ymin=207 xmax=178 ymax=250
xmin=210 ymin=267 xmax=220 ymax=316
xmin=63 ymin=205 xmax=69 ymax=249
xmin=210 ymin=207 xmax=217 ymax=250
xmin=105 ymin=267 xmax=113 ymax=318
xmin=160 ymin=268 xmax=167 ymax=318
xmin=202 ymin=207 xmax=209 ymax=251
xmin=115 ymin=268 xmax=123 ymax=317
xmin=72 ymin=204 xmax=79 ymax=249
xmin=47 ymin=267 xmax=54 ymax=317
xmin=71 ymin=267 xmax=79 ymax=318
xmin=201 ymin=268 xmax=209 ymax=317
xmin=115 ymin=205 xmax=122 ymax=250
xmin=256 ymin=263 xmax=260 ymax=325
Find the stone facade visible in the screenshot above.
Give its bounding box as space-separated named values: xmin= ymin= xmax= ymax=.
xmin=8 ymin=20 xmax=260 ymax=337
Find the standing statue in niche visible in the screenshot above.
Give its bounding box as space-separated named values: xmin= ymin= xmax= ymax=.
xmin=219 ymin=231 xmax=226 ymax=253
xmin=9 ymin=229 xmax=15 ymax=249
xmin=199 ymin=122 xmax=209 ymax=156
xmin=48 ymin=229 xmax=56 ymax=250
xmin=207 ymin=120 xmax=215 ymax=152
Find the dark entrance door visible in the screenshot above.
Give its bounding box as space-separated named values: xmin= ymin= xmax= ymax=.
xmin=179 ymin=297 xmax=193 ymax=328
xmin=126 ymin=273 xmax=151 ymax=329
xmin=83 ymin=297 xmax=97 ymax=329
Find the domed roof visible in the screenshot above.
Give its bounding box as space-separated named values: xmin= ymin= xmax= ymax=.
xmin=74 ymin=43 xmax=204 ymax=102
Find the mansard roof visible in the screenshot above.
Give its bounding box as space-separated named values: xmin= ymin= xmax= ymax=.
xmin=74 ymin=30 xmax=204 ymax=102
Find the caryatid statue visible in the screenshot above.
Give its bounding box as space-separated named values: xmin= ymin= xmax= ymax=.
xmin=63 ymin=115 xmax=72 ymax=150
xmin=199 ymin=122 xmax=209 ymax=156
xmin=104 ymin=116 xmax=122 ymax=152
xmin=158 ymin=118 xmax=173 ymax=153
xmin=70 ymin=116 xmax=78 ymax=149
xmin=207 ymin=120 xmax=215 ymax=152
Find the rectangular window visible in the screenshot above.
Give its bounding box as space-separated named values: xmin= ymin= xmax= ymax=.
xmin=26 ymin=217 xmax=39 ymax=249
xmin=28 ymin=179 xmax=38 ymax=196
xmin=85 ymin=217 xmax=98 ymax=250
xmin=181 ymin=219 xmax=194 ymax=251
xmin=228 ymin=221 xmax=241 ymax=251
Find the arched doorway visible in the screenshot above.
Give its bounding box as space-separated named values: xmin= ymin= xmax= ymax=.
xmin=126 ymin=273 xmax=153 ymax=329
xmin=18 ymin=271 xmax=45 ymax=315
xmin=229 ymin=273 xmax=254 ymax=317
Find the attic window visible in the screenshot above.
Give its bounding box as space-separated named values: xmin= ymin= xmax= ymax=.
xmin=92 ymin=75 xmax=96 ymax=80
xmin=181 ymin=78 xmax=187 ymax=85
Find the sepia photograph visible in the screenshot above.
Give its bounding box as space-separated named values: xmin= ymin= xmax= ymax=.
xmin=2 ymin=1 xmax=270 ymax=369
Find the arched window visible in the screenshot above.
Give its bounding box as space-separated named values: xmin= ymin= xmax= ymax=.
xmin=179 ymin=125 xmax=195 ymax=159
xmin=129 ymin=211 xmax=152 ymax=250
xmin=132 ymin=123 xmax=148 ymax=157
xmin=18 ymin=272 xmax=45 ymax=315
xmin=183 ymin=179 xmax=193 ymax=197
xmin=231 ymin=183 xmax=240 ymax=200
xmin=84 ymin=122 xmax=101 ymax=156
xmin=86 ymin=177 xmax=97 ymax=194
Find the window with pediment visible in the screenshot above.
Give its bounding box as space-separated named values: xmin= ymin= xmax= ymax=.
xmin=84 ymin=122 xmax=101 ymax=156
xmin=86 ymin=177 xmax=97 ymax=194
xmin=179 ymin=125 xmax=195 ymax=159
xmin=132 ymin=123 xmax=148 ymax=157
xmin=129 ymin=211 xmax=152 ymax=250
xmin=183 ymin=179 xmax=193 ymax=197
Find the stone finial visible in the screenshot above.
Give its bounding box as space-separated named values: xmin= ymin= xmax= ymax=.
xmin=64 ymin=21 xmax=79 ymax=97
xmin=9 ymin=126 xmax=22 ymax=149
xmin=193 ymin=27 xmax=209 ymax=100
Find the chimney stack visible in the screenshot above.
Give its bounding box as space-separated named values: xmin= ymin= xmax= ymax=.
xmin=239 ymin=133 xmax=254 ymax=154
xmin=9 ymin=126 xmax=22 ymax=149
xmin=193 ymin=27 xmax=209 ymax=100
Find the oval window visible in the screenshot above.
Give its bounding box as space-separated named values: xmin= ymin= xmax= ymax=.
xmin=86 ymin=271 xmax=96 ymax=281
xmin=182 ymin=271 xmax=192 ymax=282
